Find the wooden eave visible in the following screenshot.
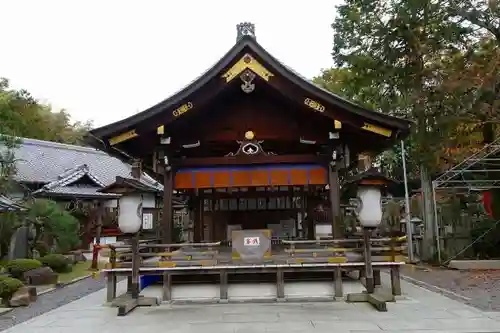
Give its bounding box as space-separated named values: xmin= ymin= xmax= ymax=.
xmin=99 ymin=176 xmax=160 ymax=194
xmin=343 ymin=168 xmax=400 ymax=187
xmin=86 ymin=35 xmax=412 ymax=156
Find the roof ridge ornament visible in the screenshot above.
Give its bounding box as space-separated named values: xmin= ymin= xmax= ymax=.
xmin=225 ymin=132 xmax=276 ymax=157
xmin=236 ymin=22 xmax=256 ymax=42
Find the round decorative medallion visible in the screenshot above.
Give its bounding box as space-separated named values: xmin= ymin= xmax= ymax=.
xmin=242 ymin=142 xmax=259 ymax=155
xmin=244 ymin=130 xmax=255 ymax=140
xmin=243 ymin=55 xmax=252 ymax=64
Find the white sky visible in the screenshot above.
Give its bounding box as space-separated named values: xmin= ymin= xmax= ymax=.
xmin=1 ymin=0 xmax=339 ymax=127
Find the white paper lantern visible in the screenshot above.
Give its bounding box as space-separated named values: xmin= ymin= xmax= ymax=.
xmin=118 ymin=195 xmax=142 ymax=233
xmin=355 ymin=186 xmax=383 ymax=228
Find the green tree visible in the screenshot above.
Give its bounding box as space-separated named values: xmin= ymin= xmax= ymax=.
xmin=27 ymin=199 xmax=80 ymax=253
xmin=0 ymin=78 xmax=92 ymax=145
xmin=324 ymin=0 xmax=473 ymax=259
xmin=445 ymin=0 xmax=500 ymax=142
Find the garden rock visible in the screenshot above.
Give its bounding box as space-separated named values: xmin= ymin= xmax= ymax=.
xmin=64 ymin=254 xmax=77 ymax=265
xmin=9 ymin=286 xmax=36 ymax=307
xmin=23 ymin=267 xmax=57 ymax=286
xmin=71 ymin=250 xmax=87 ymax=262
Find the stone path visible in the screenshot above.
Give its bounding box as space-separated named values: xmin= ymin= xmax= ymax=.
xmin=4 ymin=274 xmax=500 ymax=333
xmin=0 ymin=276 xmax=106 ymax=331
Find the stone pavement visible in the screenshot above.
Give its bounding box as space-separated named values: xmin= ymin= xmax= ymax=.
xmin=4 ymin=275 xmax=500 ymax=333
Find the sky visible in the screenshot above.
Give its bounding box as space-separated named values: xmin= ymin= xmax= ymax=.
xmin=1 ymin=0 xmax=340 ymax=127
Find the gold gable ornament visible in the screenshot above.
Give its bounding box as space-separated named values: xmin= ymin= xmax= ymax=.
xmin=222 ymin=54 xmax=273 ymax=83
xmin=172 ymin=102 xmax=193 ymax=117
xmin=361 ymin=123 xmax=392 ymax=137
xmin=304 ymin=98 xmax=325 ymax=113
xmin=109 ymin=129 xmax=138 ymax=146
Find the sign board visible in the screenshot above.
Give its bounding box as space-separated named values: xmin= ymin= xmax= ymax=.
xmin=243 ymin=237 xmax=260 ymax=246
xmin=227 ymin=225 xmax=242 ymax=241
xmin=142 ymin=213 xmax=153 ymax=230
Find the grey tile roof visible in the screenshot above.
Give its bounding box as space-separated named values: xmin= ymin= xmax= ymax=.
xmin=10 ymin=137 xmax=163 ymax=191
xmin=37 ymin=164 xmax=106 ymax=189
xmin=100 ymin=176 xmax=161 ymax=194
xmin=38 ymin=186 xmax=121 ymax=198
xmin=0 ymin=195 xmax=25 ymax=211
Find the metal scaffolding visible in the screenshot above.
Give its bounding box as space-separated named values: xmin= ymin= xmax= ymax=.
xmin=432 ymin=135 xmax=500 ymax=262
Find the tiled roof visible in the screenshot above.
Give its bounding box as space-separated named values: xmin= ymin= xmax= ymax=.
xmin=0 ymin=195 xmax=25 ymax=211
xmin=9 ymin=137 xmax=162 ymax=191
xmin=100 ymin=176 xmax=161 ymax=194
xmin=37 ymin=186 xmax=121 ymax=198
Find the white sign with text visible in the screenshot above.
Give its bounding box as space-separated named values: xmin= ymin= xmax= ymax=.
xmin=243 ymin=237 xmax=260 ymax=246
xmin=142 ymin=213 xmax=153 ymax=230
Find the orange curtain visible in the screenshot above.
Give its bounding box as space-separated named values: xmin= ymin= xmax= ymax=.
xmin=174 ymin=165 xmax=327 ymax=189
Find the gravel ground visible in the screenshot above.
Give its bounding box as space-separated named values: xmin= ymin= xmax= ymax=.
xmin=402 ymin=264 xmax=500 ymax=311
xmin=0 ymin=276 xmax=106 ymax=331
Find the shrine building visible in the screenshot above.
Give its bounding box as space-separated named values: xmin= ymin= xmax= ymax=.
xmin=86 ymin=23 xmax=411 ymax=244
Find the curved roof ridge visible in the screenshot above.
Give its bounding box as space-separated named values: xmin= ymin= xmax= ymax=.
xmin=19 ymin=137 xmax=105 ymax=154
xmin=35 ymin=163 xmax=106 ymax=194
xmin=88 ymin=35 xmax=411 ymax=142
xmin=89 ymin=37 xmax=250 ymax=138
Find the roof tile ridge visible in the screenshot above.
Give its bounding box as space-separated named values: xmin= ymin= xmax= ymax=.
xmin=20 ymin=137 xmax=110 ymax=155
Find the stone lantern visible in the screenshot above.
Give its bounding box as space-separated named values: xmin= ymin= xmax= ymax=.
xmin=99 ymin=175 xmax=161 ymax=303
xmin=344 ymin=168 xmax=397 ymax=293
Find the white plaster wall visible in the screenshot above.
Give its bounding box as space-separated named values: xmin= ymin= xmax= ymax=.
xmin=315 ymin=224 xmax=332 ymax=238
xmin=142 ymin=193 xmax=156 ymax=208
xmin=104 ymin=199 xmax=118 ymax=208
xmin=8 ymin=191 xmax=25 ymax=201
xmin=91 ymin=236 xmax=117 ymax=246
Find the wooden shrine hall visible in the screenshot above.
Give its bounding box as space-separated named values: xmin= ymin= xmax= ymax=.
xmin=86 ymin=23 xmax=411 ymax=245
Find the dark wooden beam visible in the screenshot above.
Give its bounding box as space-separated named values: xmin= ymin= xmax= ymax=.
xmin=135 ymin=79 xmax=228 ymax=135
xmin=328 ymin=164 xmax=341 ymax=239
xmin=193 ymin=196 xmax=201 ymax=243
xmin=174 ymin=133 xmax=329 ymax=144
xmin=199 ymin=189 xmax=324 ymax=199
xmin=173 ymin=154 xmax=327 ymax=167
xmin=162 ymin=167 xmax=173 ymax=243
xmin=264 ymin=75 xmax=365 ymax=129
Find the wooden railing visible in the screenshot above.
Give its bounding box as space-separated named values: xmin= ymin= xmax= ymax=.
xmin=99 ymin=236 xmax=407 ymax=315
xmin=100 ymin=236 xmax=406 ymax=270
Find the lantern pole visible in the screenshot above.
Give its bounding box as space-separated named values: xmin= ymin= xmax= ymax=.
xmin=363 ymin=227 xmax=375 ymax=293
xmin=355 ymin=181 xmax=384 ymax=294
xmin=401 ymin=140 xmax=414 ymax=262
xmin=130 ymin=232 xmax=140 ymax=299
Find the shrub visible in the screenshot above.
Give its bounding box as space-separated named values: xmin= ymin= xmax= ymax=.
xmin=0 ymin=276 xmax=24 ymax=301
xmin=5 ymin=259 xmax=42 ymax=279
xmin=34 ymin=241 xmax=50 ymax=257
xmin=39 ymin=254 xmax=71 ymax=273
xmin=27 ymin=199 xmax=80 ymax=253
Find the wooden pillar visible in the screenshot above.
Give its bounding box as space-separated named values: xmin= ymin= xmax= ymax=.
xmin=298 ymin=189 xmax=306 ymax=238
xmin=374 ymin=269 xmax=381 ymax=286
xmin=328 ymin=164 xmax=341 ymax=239
xmin=199 ymin=197 xmax=205 ymax=242
xmin=306 ymin=197 xmax=314 ymax=240
xmin=220 ymin=269 xmax=228 ymax=302
xmin=91 ymin=201 xmax=103 ymax=270
xmin=210 ymin=197 xmax=216 ymax=242
xmin=390 ymin=266 xmax=402 ymax=296
xmin=162 ymin=167 xmax=173 ymax=243
xmin=106 ymin=272 xmax=117 ymax=302
xmin=334 ymin=265 xmax=343 ymax=298
xmin=131 ymin=159 xmax=142 ymax=179
xmin=276 ymin=268 xmax=285 ymax=300
xmin=193 ymin=196 xmax=201 ymax=243
xmin=162 ymin=272 xmax=172 ymax=302
xmin=363 ymin=228 xmax=375 ymax=293
xmin=131 ymin=233 xmax=140 ymax=299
